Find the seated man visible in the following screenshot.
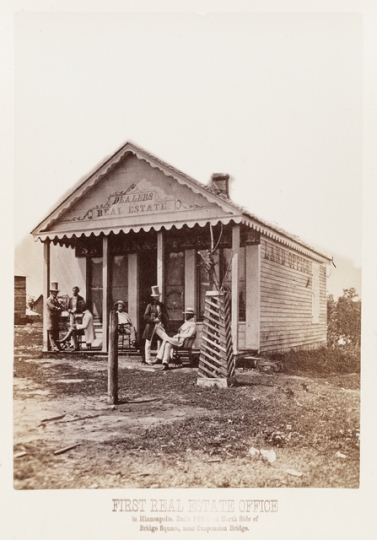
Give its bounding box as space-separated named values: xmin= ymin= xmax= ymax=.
xmin=115 ymin=300 xmax=136 ymax=345
xmin=59 ymin=301 xmax=96 ymax=350
xmin=155 ymin=308 xmax=196 ymax=370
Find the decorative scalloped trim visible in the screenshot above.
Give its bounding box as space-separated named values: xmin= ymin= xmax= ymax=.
xmin=36 ymin=215 xmax=326 ymax=262
xmin=36 ymin=216 xmax=241 ymax=241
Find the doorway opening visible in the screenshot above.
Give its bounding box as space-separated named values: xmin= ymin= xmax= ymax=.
xmin=138 ymin=249 xmax=157 ymax=334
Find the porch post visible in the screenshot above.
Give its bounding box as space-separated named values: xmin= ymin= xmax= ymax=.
xmin=42 ymin=239 xmax=50 ymax=352
xmin=184 ymin=249 xmax=196 ymax=311
xmin=128 ymin=253 xmax=138 ymax=335
xmin=231 ymin=224 xmax=240 ymax=354
xmin=246 ymin=244 xmax=260 ymax=351
xmin=102 ymin=235 xmax=109 ymax=352
xmin=157 ymin=231 xmax=165 ymax=300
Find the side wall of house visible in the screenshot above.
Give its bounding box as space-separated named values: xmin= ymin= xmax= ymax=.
xmin=259 ymin=237 xmax=327 ymax=353
xmin=15 ymin=276 xmax=26 ymax=319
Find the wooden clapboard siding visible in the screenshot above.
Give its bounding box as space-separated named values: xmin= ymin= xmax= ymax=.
xmin=259 ymin=238 xmax=327 ymax=353
xmin=15 ymin=276 xmax=26 ymax=315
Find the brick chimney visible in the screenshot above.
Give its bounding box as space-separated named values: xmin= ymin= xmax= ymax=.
xmin=210 ymin=173 xmax=230 ymax=197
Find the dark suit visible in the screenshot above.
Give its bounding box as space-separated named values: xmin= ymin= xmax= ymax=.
xmin=67 ymin=294 xmax=85 ymax=312
xmin=67 ymin=294 xmax=85 ymax=326
xmin=46 ymin=294 xmax=63 ymax=350
xmin=142 ymin=300 xmax=169 ymax=364
xmin=142 ymin=301 xmax=169 ymax=341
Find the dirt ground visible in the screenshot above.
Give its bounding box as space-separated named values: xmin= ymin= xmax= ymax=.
xmin=13 ymin=323 xmax=360 ymax=489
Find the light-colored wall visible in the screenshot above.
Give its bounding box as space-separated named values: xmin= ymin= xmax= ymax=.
xmin=245 ymin=244 xmax=260 ymax=350
xmin=259 ymin=238 xmax=327 ymax=353
xmin=50 ymin=244 xmax=86 ymax=298
xmin=51 ymin=155 xmax=223 ymax=234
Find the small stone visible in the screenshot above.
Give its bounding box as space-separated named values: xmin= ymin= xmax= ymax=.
xmin=260 ymin=449 xmax=276 ymax=463
xmin=286 ymin=469 xmax=303 ymax=477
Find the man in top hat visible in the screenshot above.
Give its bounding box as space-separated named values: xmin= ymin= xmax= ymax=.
xmin=142 ymin=285 xmax=169 ymax=364
xmin=46 ymin=282 xmax=65 ymax=352
xmin=115 ymin=300 xmax=136 ymax=345
xmin=155 ymin=308 xmax=197 ymax=370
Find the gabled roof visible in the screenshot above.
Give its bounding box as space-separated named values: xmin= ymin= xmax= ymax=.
xmin=32 ymin=141 xmax=331 ymax=262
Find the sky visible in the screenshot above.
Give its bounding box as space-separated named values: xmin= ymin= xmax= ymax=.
xmin=14 ymin=10 xmax=363 ymax=272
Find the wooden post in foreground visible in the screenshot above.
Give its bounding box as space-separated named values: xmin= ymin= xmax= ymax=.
xmin=108 ymin=310 xmax=118 ymax=404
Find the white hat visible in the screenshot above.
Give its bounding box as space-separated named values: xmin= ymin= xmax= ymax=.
xmin=50 ymin=282 xmax=59 ymax=292
xmin=151 ymin=285 xmax=161 ymax=298
xmin=183 ymin=307 xmax=195 ymax=315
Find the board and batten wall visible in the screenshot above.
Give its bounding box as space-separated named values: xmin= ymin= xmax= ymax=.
xmin=259 ymin=238 xmax=327 ymax=353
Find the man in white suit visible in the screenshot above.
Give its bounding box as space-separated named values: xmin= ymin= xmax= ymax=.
xmin=155 ymin=308 xmax=196 ymax=370
xmin=59 ymin=301 xmax=96 ymax=350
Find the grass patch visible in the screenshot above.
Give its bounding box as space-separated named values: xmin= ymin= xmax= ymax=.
xmin=269 ymin=346 xmax=360 ymax=377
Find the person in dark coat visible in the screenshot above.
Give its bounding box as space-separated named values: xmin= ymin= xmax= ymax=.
xmin=67 ymin=286 xmax=85 ymax=348
xmin=142 ymin=285 xmax=169 ymax=364
xmin=46 ymin=282 xmax=65 ymax=352
xmin=67 ymin=286 xmax=85 ymax=323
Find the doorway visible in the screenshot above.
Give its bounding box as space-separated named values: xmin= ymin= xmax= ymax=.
xmin=138 ymin=249 xmax=157 ymax=334
xmin=165 ymin=250 xmax=185 ymax=334
xmin=87 ymin=256 xmax=103 ymax=321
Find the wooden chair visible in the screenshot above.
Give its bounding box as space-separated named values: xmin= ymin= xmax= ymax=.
xmin=75 ymin=329 xmax=88 ymax=350
xmin=118 ymin=324 xmax=138 ymax=355
xmin=170 ymin=333 xmax=198 ymax=367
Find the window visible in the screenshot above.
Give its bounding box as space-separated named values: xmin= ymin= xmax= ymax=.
xmin=110 ymin=255 xmax=128 ymax=309
xmin=165 ymin=251 xmax=185 ymax=324
xmin=87 ymin=257 xmax=103 ymax=320
xmin=238 ymin=248 xmax=246 ymax=321
xmin=197 ymin=247 xmax=246 ymax=321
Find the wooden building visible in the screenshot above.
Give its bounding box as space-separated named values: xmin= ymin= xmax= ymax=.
xmin=32 ymin=142 xmax=331 ymax=354
xmin=33 ymin=294 xmax=44 ymax=317
xmin=14 ymin=276 xmax=27 ymax=324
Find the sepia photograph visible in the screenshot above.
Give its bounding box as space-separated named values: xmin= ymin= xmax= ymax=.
xmin=3 ymin=1 xmax=377 ymax=539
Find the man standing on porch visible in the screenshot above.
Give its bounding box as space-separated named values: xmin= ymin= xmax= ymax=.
xmin=142 ymin=286 xmax=169 ymax=365
xmin=67 ymin=286 xmax=85 ymax=349
xmin=46 ymin=282 xmax=64 ymax=352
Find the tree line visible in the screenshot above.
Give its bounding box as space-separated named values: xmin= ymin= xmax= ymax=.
xmin=327 ymin=288 xmax=361 ymax=348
